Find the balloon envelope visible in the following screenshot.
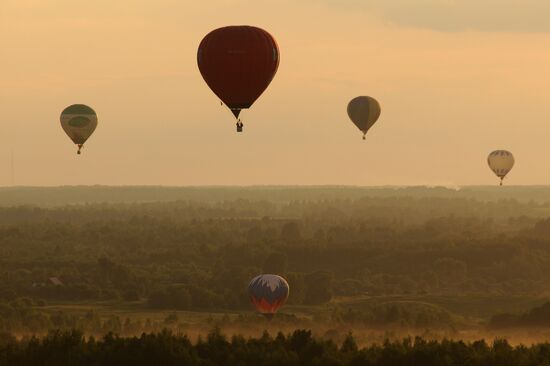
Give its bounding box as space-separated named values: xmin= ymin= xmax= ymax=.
xmin=488 ymin=150 xmax=514 ymax=182
xmin=60 ymin=104 xmax=97 ymax=153
xmin=197 ymin=26 xmax=279 ymax=119
xmin=347 ymin=96 xmax=381 ymax=138
xmin=248 ymin=274 xmax=289 ymax=317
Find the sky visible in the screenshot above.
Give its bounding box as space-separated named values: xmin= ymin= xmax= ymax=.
xmin=1 ymin=0 xmax=549 ymax=186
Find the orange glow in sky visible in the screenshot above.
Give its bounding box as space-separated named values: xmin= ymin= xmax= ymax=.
xmin=1 ymin=0 xmax=549 ymax=186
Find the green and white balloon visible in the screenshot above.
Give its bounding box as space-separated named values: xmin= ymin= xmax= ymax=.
xmin=60 ymin=104 xmax=98 ymax=154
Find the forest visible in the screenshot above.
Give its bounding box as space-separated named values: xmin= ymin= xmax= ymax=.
xmin=1 ymin=186 xmax=550 ymax=351
xmin=2 ymin=328 xmax=550 ymax=366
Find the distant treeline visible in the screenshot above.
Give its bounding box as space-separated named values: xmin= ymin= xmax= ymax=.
xmin=1 ymin=185 xmax=550 ymax=206
xmin=0 ymin=328 xmax=550 ymax=366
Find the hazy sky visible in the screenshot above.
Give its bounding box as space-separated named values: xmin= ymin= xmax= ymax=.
xmin=1 ymin=0 xmax=549 ymax=186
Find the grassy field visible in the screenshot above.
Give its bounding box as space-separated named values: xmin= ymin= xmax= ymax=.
xmin=336 ymin=294 xmax=549 ymax=318
xmin=39 ymin=293 xmax=550 ymax=329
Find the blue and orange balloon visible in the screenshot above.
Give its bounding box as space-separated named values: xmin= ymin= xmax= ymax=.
xmin=248 ymin=274 xmax=289 ymax=319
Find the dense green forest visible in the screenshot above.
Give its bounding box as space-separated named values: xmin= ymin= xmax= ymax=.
xmin=1 ymin=329 xmax=550 ymax=366
xmin=1 ymin=186 xmax=550 ymax=339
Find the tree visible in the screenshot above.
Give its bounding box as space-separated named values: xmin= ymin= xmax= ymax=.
xmin=262 ymin=252 xmax=288 ymax=275
xmin=304 ymin=271 xmax=333 ymax=305
xmin=280 ymin=222 xmax=301 ymax=242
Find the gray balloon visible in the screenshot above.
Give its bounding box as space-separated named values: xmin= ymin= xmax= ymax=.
xmin=347 ymin=96 xmax=381 ymax=139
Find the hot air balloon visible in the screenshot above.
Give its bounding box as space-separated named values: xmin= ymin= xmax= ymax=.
xmin=488 ymin=150 xmax=514 ymax=186
xmin=248 ymin=274 xmax=289 ymax=319
xmin=60 ymin=104 xmax=98 ymax=154
xmin=197 ymin=26 xmax=280 ymax=132
xmin=347 ymin=96 xmax=381 ymax=140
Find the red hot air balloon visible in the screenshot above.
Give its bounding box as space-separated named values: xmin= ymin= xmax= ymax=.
xmin=197 ymin=26 xmax=280 ymax=132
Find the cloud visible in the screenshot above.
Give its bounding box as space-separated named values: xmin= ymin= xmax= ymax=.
xmin=323 ymin=0 xmax=550 ymax=32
